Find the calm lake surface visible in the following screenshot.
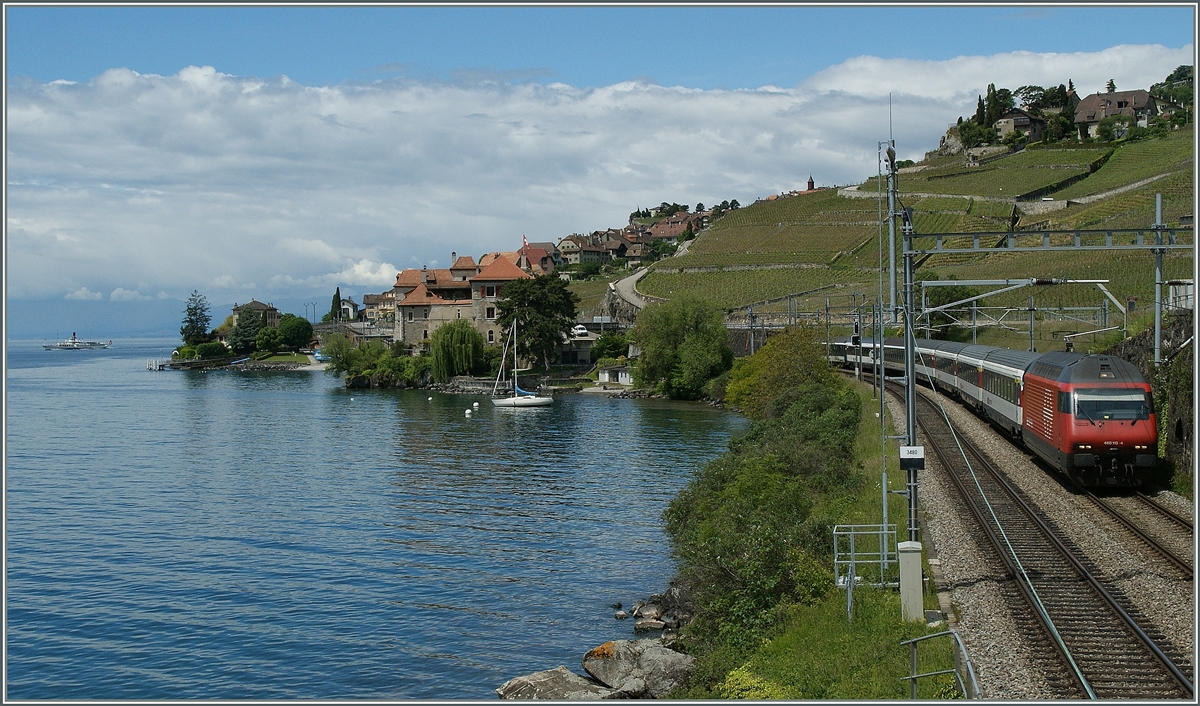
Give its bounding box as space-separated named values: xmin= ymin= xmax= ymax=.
xmin=5 ymin=338 xmax=748 ymax=699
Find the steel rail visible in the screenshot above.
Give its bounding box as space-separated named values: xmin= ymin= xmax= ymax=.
xmin=1083 ymin=490 xmax=1193 ymax=580
xmin=1136 ymin=491 xmax=1196 ymax=532
xmin=895 ymin=385 xmax=1193 ymax=699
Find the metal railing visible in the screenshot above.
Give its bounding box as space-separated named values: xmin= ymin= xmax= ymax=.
xmin=833 ymin=524 xmax=898 ymax=588
xmin=899 ymin=630 xmax=982 ymax=699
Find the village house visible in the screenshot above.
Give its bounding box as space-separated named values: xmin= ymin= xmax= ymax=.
xmin=1073 ymin=89 xmax=1168 ymax=138
xmin=557 ymin=234 xmax=610 ymax=265
xmin=649 ymin=211 xmax=703 ymax=244
xmin=339 ymin=297 xmax=360 ymax=322
xmin=597 ymin=365 xmax=634 ymax=386
xmin=527 ymin=241 xmax=564 ymax=268
xmin=231 ymin=300 xmax=280 ymax=329
xmin=362 ymin=291 xmax=395 ymax=325
xmin=993 ymin=108 xmax=1046 ymax=142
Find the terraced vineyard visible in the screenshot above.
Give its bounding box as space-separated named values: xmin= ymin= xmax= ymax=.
xmin=638 ymin=266 xmax=870 ymax=311
xmin=1053 ymin=127 xmax=1193 ymax=199
xmin=643 ymin=127 xmax=1193 ymax=315
xmin=861 ymin=145 xmax=1110 ymax=198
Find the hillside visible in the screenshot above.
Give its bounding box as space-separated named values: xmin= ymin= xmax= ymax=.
xmin=637 ymin=126 xmax=1193 ymax=351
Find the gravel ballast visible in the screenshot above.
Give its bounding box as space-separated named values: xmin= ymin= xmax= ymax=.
xmin=888 ymin=387 xmax=1195 ymax=699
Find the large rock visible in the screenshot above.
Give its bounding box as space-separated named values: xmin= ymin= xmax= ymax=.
xmin=581 ymin=639 xmax=696 ymax=698
xmin=496 ymin=666 xmax=615 ymax=700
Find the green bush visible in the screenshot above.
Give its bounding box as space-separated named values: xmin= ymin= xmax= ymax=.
xmin=630 ymin=294 xmax=733 ymax=399
xmin=175 ymin=345 xmax=198 ymax=359
xmin=324 ymin=334 xmax=432 ymax=386
xmin=195 ymin=341 xmax=229 ymax=358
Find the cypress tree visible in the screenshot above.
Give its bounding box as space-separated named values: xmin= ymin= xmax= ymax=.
xmin=330 ymin=287 xmax=341 ymax=322
xmin=974 ymin=95 xmax=986 ymax=125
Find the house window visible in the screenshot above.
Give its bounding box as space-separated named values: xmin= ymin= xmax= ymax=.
xmin=423 ymin=309 xmax=429 ymax=319
xmin=485 ymin=285 xmax=496 ymax=297
xmin=407 ymin=310 xmax=413 ymax=322
xmin=488 ymin=329 xmax=494 ymax=343
xmin=423 ymin=330 xmax=429 ymax=339
xmin=456 ymin=309 xmax=461 ymax=319
xmin=486 ymin=307 xmax=496 ymax=319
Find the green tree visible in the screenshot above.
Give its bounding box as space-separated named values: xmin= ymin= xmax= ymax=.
xmin=429 ymin=319 xmax=486 ymax=383
xmin=278 ymin=314 xmax=314 ymax=351
xmin=973 ymin=95 xmax=986 ymax=125
xmin=256 ymin=326 xmax=283 ymax=354
xmin=630 ymin=294 xmax=733 ymax=399
xmin=227 ymin=309 xmax=263 ymax=354
xmin=957 ymin=120 xmax=990 ymax=148
xmin=724 ymin=326 xmax=835 ymax=420
xmin=1106 ymin=78 xmax=1116 ymax=93
xmin=330 ymin=286 xmax=342 ymax=322
xmin=179 ymin=290 xmax=213 ymax=345
xmin=1096 ymin=116 xmax=1118 ymax=142
xmin=496 ymin=275 xmax=580 ymax=370
xmin=919 ymin=275 xmax=979 ymax=341
xmin=591 ymin=330 xmax=629 ymax=360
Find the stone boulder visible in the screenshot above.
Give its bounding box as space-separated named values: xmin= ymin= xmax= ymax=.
xmin=581 ymin=639 xmax=696 ymax=698
xmin=496 ymin=666 xmax=615 ymax=700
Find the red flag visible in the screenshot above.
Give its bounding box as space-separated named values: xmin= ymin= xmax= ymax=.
xmin=522 ymin=233 xmax=528 ymax=249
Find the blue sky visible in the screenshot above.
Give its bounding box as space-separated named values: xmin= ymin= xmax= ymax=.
xmin=9 ymin=6 xmax=1194 ymax=89
xmin=5 ymin=5 xmax=1195 ymax=337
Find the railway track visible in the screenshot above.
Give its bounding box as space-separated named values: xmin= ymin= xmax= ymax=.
xmin=896 ymin=384 xmax=1193 ymax=699
xmin=1082 ymin=489 xmax=1194 ymax=580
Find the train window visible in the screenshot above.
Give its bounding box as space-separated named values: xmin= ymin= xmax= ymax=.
xmin=1057 ymin=391 xmax=1070 ymax=413
xmin=1073 ymin=389 xmax=1151 ymax=421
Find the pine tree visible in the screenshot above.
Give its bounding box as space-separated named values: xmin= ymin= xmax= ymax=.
xmin=227 ymin=308 xmax=263 ymax=354
xmin=180 ymin=290 xmax=212 ymax=345
xmin=330 ymin=287 xmax=342 ymax=322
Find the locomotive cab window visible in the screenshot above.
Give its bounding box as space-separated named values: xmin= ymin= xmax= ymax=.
xmin=1073 ymin=389 xmax=1151 ymax=421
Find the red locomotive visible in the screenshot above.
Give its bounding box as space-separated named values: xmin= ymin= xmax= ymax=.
xmin=1020 ymin=352 xmax=1157 ymax=487
xmin=831 ymin=337 xmax=1158 ymax=487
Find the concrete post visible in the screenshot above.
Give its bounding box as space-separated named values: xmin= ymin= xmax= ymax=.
xmin=899 ymin=540 xmax=924 ymax=621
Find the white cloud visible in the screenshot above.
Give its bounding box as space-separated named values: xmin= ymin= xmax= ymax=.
xmin=110 ymin=287 xmax=152 ymax=301
xmin=65 ymin=287 xmax=103 ymax=300
xmin=8 ymin=44 xmax=1190 ymax=302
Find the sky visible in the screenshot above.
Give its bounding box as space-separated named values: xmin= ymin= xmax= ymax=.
xmin=4 ymin=4 xmax=1196 ymax=336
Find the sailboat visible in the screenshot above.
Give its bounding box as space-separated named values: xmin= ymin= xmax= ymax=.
xmin=491 ymin=319 xmax=553 ymax=407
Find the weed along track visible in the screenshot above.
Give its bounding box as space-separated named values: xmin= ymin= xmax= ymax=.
xmin=891 ymin=384 xmax=1193 ymax=699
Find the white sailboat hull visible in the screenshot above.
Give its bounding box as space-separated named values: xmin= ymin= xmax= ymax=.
xmin=491 ymin=395 xmax=553 ymax=407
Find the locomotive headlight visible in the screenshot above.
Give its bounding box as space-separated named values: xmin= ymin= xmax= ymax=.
xmin=1076 ymin=444 xmax=1092 ymax=450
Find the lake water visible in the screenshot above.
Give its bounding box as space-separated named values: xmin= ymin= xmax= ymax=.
xmin=4 ymin=338 xmax=747 ymax=699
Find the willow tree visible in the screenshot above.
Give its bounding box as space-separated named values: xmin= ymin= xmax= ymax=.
xmin=430 ymin=319 xmax=486 ymax=383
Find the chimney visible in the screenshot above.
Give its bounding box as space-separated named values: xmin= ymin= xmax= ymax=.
xmin=451 ymin=251 xmax=457 ymax=264
xmin=421 ymin=265 xmax=427 ymax=283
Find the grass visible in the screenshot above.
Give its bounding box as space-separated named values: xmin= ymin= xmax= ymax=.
xmin=568 ymin=273 xmax=625 ymax=317
xmin=676 ymin=382 xmax=957 ymax=700
xmin=259 ymin=352 xmax=310 ymax=363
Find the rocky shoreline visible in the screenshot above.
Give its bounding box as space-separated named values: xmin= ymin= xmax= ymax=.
xmin=497 ymin=586 xmax=697 ymax=699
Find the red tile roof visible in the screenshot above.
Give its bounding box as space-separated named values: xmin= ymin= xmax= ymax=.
xmin=471 ymin=255 xmax=533 ymax=282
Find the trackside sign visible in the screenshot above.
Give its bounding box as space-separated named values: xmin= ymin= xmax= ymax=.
xmin=899 ymin=446 xmax=925 ymax=471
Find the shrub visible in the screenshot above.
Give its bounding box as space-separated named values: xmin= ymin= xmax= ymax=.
xmin=195 ymin=341 xmax=229 ymax=358
xmin=631 ymin=294 xmax=733 ymax=399
xmin=175 ymin=345 xmax=198 ymax=359
xmin=724 ymin=325 xmax=835 ymax=419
